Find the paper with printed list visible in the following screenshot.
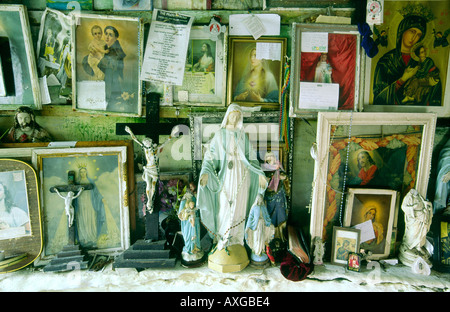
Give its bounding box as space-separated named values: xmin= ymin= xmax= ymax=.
xmin=141 ymin=9 xmax=194 ymax=86
xmin=256 ymin=42 xmax=281 ymax=61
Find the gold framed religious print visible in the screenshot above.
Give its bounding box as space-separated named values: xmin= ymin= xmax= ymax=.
xmin=331 ymin=226 xmax=360 ymax=266
xmin=310 ymin=112 xmax=436 ymax=255
xmin=32 ymin=146 xmax=130 ymax=262
xmin=72 ymin=13 xmax=143 ymax=116
xmin=227 ymin=37 xmax=286 ymax=109
xmin=290 ymin=23 xmax=362 ymax=116
xmin=344 ymin=188 xmax=399 ymax=260
xmin=0 ymin=159 xmax=42 ymax=273
xmin=363 ymin=0 xmax=450 ymax=117
xmin=172 ymin=26 xmax=227 ymax=106
xmin=0 ymin=5 xmax=41 ymax=110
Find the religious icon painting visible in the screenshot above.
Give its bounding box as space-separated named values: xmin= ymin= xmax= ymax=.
xmin=172 ymin=26 xmax=228 ymax=106
xmin=227 ymin=37 xmax=287 ymax=109
xmin=0 ymin=5 xmax=41 ymax=110
xmin=0 ymin=159 xmax=42 ymax=273
xmin=331 ymin=226 xmax=360 ymax=266
xmin=310 ymin=112 xmax=436 ymax=257
xmin=72 ymin=13 xmax=144 ymax=116
xmin=347 ymin=252 xmax=362 ymax=272
xmin=432 ymin=212 xmax=450 ymax=273
xmin=290 ymin=23 xmax=362 ymax=116
xmin=344 ymin=188 xmax=399 ymax=260
xmin=31 ymin=146 xmax=130 ymax=261
xmin=363 ymin=0 xmax=450 ymax=117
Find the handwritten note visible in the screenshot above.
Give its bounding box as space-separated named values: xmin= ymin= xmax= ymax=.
xmin=256 ymin=42 xmax=282 ymax=61
xmin=353 ymin=220 xmax=376 ymax=243
xmin=299 ymin=82 xmax=339 ymax=110
xmin=301 ymin=32 xmax=328 ymax=53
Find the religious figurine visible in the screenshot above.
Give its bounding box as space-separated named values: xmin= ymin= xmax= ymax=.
xmin=434 ymin=137 xmax=450 ymax=215
xmin=245 ymin=194 xmax=274 ymax=266
xmin=3 ymin=106 xmax=52 ymax=143
xmin=125 ymin=125 xmax=180 ymax=214
xmin=312 ymin=236 xmax=325 ymax=266
xmin=261 ymin=151 xmax=289 ymax=241
xmin=314 ymin=53 xmax=333 ymax=83
xmin=54 ymin=187 xmax=84 ymax=228
xmin=399 ymin=189 xmax=433 ymax=269
xmin=197 ymin=104 xmax=268 ymax=272
xmin=177 ymin=192 xmax=204 ymax=266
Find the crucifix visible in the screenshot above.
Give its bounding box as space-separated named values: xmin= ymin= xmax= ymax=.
xmin=43 ymin=172 xmax=93 ymax=272
xmin=116 ymin=92 xmax=183 ymax=241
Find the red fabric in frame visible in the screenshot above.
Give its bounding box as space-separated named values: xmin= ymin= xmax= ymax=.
xmin=300 ymin=33 xmax=356 ymax=110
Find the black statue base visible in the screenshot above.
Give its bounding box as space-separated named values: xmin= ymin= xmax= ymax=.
xmin=43 ymin=244 xmax=89 ymax=273
xmin=113 ymin=239 xmax=176 ymax=269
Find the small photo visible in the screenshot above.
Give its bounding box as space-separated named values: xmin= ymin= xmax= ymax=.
xmin=113 ymin=0 xmax=152 ymax=10
xmin=347 ymin=252 xmax=362 ymax=272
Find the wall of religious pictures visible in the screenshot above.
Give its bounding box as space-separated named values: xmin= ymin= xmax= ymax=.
xmin=0 ymin=0 xmax=449 ymax=274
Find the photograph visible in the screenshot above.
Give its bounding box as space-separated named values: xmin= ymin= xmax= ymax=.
xmin=331 ymin=226 xmax=360 ymax=266
xmin=344 ymin=188 xmax=399 ymax=259
xmin=46 ymin=0 xmax=93 ymax=10
xmin=172 ymin=26 xmax=227 ymax=106
xmin=310 ymin=112 xmax=436 ymax=249
xmin=364 ymin=0 xmax=450 ymax=117
xmin=347 ymin=252 xmax=362 ymax=272
xmin=32 ymin=147 xmax=130 ymax=260
xmin=290 ymin=23 xmax=361 ymax=115
xmin=228 ymin=37 xmax=286 ymax=108
xmin=113 ymin=0 xmax=152 ymax=10
xmin=0 ymin=5 xmax=41 ymax=109
xmin=72 ymin=14 xmax=143 ymax=116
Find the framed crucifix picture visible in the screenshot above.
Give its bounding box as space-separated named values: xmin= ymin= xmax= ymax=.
xmin=72 ymin=13 xmax=144 ymax=116
xmin=363 ymin=0 xmax=450 ymax=117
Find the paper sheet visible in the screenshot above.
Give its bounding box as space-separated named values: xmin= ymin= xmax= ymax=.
xmin=298 ymin=82 xmax=339 ymax=110
xmin=141 ymin=9 xmax=194 ymax=86
xmin=256 ymin=42 xmax=282 ymax=61
xmin=353 ymin=220 xmax=376 ymax=243
xmin=301 ymin=32 xmax=328 ymax=53
xmin=229 ymin=14 xmax=280 ymax=36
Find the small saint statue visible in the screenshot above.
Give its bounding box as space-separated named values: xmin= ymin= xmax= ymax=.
xmin=245 ymin=194 xmax=274 ymax=266
xmin=177 ymin=192 xmax=204 ymax=266
xmin=3 ymin=106 xmax=52 ymax=143
xmin=54 ymin=187 xmax=84 ymax=228
xmin=312 ymin=236 xmax=325 ymax=266
xmin=399 ymin=189 xmax=433 ymax=269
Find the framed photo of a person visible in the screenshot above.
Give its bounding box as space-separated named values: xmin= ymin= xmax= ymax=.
xmin=227 ymin=37 xmax=287 ymax=109
xmin=172 ymin=26 xmax=227 ymax=106
xmin=310 ymin=112 xmax=436 ymax=255
xmin=0 ymin=5 xmax=41 ymax=110
xmin=0 ymin=159 xmax=42 ymax=273
xmin=290 ymin=23 xmax=362 ymax=116
xmin=363 ymin=0 xmax=450 ymax=117
xmin=72 ymin=13 xmax=143 ymax=116
xmin=344 ymin=188 xmax=399 ymax=260
xmin=32 ymin=146 xmax=130 ymax=261
xmin=331 ymin=226 xmax=360 ymax=266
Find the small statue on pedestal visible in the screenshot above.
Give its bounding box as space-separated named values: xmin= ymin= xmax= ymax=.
xmin=245 ymin=194 xmax=274 ymax=267
xmin=399 ymin=189 xmax=433 ymax=270
xmin=177 ymin=192 xmax=205 ymax=267
xmin=2 ymin=106 xmax=52 ymax=143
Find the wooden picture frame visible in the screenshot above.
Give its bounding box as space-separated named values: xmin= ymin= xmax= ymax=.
xmin=310 ymin=112 xmax=436 ymax=251
xmin=344 ymin=188 xmax=399 ymax=260
xmin=290 ymin=23 xmax=362 ymax=116
xmin=331 ymin=226 xmax=360 ymax=266
xmin=363 ymin=0 xmax=450 ymax=117
xmin=0 ymin=159 xmax=42 ymax=273
xmin=172 ymin=26 xmax=227 ymax=106
xmin=32 ymin=146 xmax=130 ymax=261
xmin=0 ymin=5 xmax=41 ymax=110
xmin=432 ymin=211 xmax=450 ymax=273
xmin=227 ymin=36 xmax=286 ymax=109
xmin=189 ymin=111 xmax=281 ymax=181
xmin=72 ymin=13 xmax=144 ymax=116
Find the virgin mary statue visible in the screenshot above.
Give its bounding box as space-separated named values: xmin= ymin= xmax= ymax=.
xmin=197 ymin=104 xmax=268 ymax=272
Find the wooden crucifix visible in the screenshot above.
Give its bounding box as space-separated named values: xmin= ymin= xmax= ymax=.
xmin=49 ymin=173 xmax=93 ymax=245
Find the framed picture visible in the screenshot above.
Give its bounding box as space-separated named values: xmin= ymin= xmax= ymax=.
xmin=0 ymin=159 xmax=42 ymax=273
xmin=113 ymin=0 xmax=152 ymax=10
xmin=310 ymin=112 xmax=436 ymax=251
xmin=172 ymin=26 xmax=227 ymax=106
xmin=46 ymin=0 xmax=93 ymax=10
xmin=0 ymin=5 xmax=41 ymax=110
xmin=72 ymin=13 xmax=144 ymax=116
xmin=331 ymin=226 xmax=360 ymax=266
xmin=290 ymin=23 xmax=361 ymax=116
xmin=190 ymin=111 xmax=282 ymax=181
xmin=263 ymin=0 xmax=353 ymax=9
xmin=227 ymin=36 xmax=287 ymax=108
xmin=363 ymin=0 xmax=450 ymax=117
xmin=36 ymin=8 xmax=72 ymax=103
xmin=432 ymin=212 xmax=450 ymax=273
xmin=347 ymin=252 xmax=362 ymax=272
xmin=344 ymin=188 xmax=399 ymax=260
xmin=32 ymin=146 xmax=130 ymax=261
